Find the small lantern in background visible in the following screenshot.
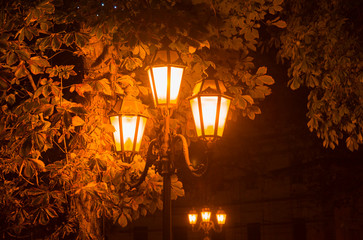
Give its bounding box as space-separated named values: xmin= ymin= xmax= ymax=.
xmin=188 ymin=207 xmax=227 ymax=237
xmin=201 ymin=207 xmax=212 ymax=223
xmin=188 ymin=209 xmax=198 ymax=225
xmin=216 ymin=209 xmax=226 ymax=225
xmin=146 ymin=49 xmax=186 ymax=108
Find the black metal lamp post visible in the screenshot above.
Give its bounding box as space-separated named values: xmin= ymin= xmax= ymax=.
xmin=109 ymin=48 xmax=232 ymax=240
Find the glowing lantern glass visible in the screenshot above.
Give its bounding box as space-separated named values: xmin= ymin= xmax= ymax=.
xmin=188 ymin=209 xmax=198 ymax=225
xmin=109 ymin=98 xmax=148 ymax=154
xmin=189 ymin=79 xmax=232 ymax=141
xmin=146 ymin=49 xmax=186 ymax=108
xmin=216 ymin=209 xmax=226 ymax=225
xmin=201 ymin=208 xmax=212 ymax=223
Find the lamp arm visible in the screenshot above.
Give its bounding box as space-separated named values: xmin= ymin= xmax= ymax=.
xmin=211 ymin=221 xmax=223 ymax=233
xmin=129 ymin=139 xmax=158 ymax=188
xmin=191 ymin=224 xmax=199 ymax=232
xmin=173 ymin=134 xmax=209 ymax=177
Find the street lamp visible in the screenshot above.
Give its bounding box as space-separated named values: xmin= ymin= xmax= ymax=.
xmin=188 ymin=207 xmax=227 ymax=240
xmin=110 ymin=48 xmax=232 ymax=240
xmin=146 ymin=49 xmax=186 ymax=107
xmin=189 ymin=78 xmax=232 ymax=141
xmin=109 ymin=97 xmax=148 ymax=160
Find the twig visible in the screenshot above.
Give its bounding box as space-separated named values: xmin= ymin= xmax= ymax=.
xmin=27 ymin=73 xmax=37 ymax=91
xmin=48 ymin=49 xmax=74 ymax=60
xmin=53 ymin=139 xmax=66 ymax=153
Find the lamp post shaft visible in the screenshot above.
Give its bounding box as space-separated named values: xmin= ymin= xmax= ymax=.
xmin=163 ymin=170 xmax=172 ymax=240
xmin=162 ymin=108 xmax=172 ymax=240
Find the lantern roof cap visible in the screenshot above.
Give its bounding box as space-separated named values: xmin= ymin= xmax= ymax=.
xmin=189 ymin=209 xmax=198 ymax=214
xmin=148 ymin=48 xmax=185 ymax=67
xmin=110 ymin=96 xmax=149 ymax=117
xmin=201 ymin=207 xmax=211 ymax=212
xmin=216 ymin=208 xmax=226 ymax=214
xmin=190 ymin=78 xmax=232 ymax=98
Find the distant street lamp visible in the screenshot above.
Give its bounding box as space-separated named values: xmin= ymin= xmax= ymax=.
xmin=109 ymin=48 xmax=232 ymax=240
xmin=188 ymin=207 xmax=227 ymax=240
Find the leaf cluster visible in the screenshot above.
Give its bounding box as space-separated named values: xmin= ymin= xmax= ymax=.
xmin=277 ymin=0 xmax=363 ymax=150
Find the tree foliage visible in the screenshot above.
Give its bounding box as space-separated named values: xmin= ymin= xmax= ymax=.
xmin=0 ymin=0 xmax=281 ymax=239
xmin=277 ymin=0 xmax=363 ymax=151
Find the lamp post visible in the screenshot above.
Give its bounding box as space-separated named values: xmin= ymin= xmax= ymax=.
xmin=188 ymin=207 xmax=227 ymax=240
xmin=109 ymin=48 xmax=232 ymax=240
xmin=146 ymin=48 xmax=186 ymax=240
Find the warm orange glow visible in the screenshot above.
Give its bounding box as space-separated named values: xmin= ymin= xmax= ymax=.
xmin=134 ymin=116 xmax=147 ymax=152
xmin=110 ymin=115 xmax=121 ymax=152
xmin=147 ymin=69 xmax=157 ymax=106
xmin=216 ymin=209 xmax=226 ymax=225
xmin=189 ymin=79 xmax=232 ymax=141
xmin=201 ymin=208 xmax=211 ymax=223
xmin=190 ymin=96 xmax=231 ymax=139
xmin=122 ymin=116 xmax=138 ymax=151
xmin=148 ymin=66 xmax=184 ymax=107
xmin=151 ymin=66 xmax=168 ymax=105
xmin=169 ymin=67 xmax=184 ymax=105
xmin=190 ymin=98 xmax=202 ymax=136
xmin=217 ymin=97 xmax=231 ymax=137
xmin=188 ymin=210 xmax=198 ymax=225
xmin=110 ymin=115 xmax=147 ymax=153
xmin=147 ymin=49 xmax=185 ymax=107
xmin=200 ymin=96 xmax=218 ymax=136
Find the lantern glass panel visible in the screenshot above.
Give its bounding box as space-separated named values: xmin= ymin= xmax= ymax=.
xmin=122 ymin=116 xmax=138 ymax=152
xmin=135 ymin=116 xmax=147 ymax=152
xmin=217 ymin=97 xmax=231 ymax=137
xmin=170 ymin=67 xmax=184 ymax=105
xmin=110 ymin=115 xmax=121 ymax=152
xmin=216 ymin=211 xmax=226 ymax=225
xmin=151 ymin=66 xmax=168 ymax=104
xmin=200 ymin=96 xmax=218 ymax=136
xmin=190 ymin=97 xmax=202 ymax=136
xmin=188 ymin=211 xmax=198 ymax=225
xmin=201 ymin=208 xmax=211 ymax=223
xmin=147 ymin=69 xmax=157 ymax=105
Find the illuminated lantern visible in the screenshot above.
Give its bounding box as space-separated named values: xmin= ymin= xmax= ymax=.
xmin=189 ymin=78 xmax=232 ymax=141
xmin=201 ymin=208 xmax=212 ymax=223
xmin=188 ymin=209 xmax=198 ymax=225
xmin=146 ymin=49 xmax=186 ymax=108
xmin=216 ymin=209 xmax=226 ymax=225
xmin=109 ymin=98 xmax=148 ymax=155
